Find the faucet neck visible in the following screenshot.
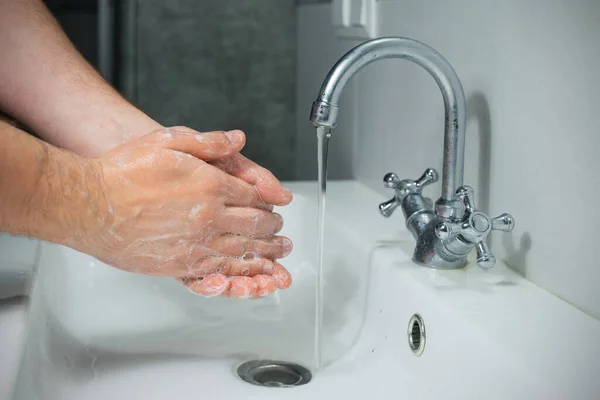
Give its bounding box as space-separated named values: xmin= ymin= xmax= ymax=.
xmin=310 ymin=37 xmax=466 ymax=208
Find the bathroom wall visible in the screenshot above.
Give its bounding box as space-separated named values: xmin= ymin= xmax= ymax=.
xmin=295 ymin=3 xmax=359 ymax=180
xmin=133 ymin=0 xmax=297 ymax=180
xmin=45 ymin=0 xmax=98 ymax=69
xmin=297 ymin=1 xmax=600 ymax=319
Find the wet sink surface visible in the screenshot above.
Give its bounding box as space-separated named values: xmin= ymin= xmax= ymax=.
xmin=8 ymin=182 xmax=600 ymax=399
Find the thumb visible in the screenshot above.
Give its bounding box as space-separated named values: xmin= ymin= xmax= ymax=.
xmin=146 ymin=127 xmax=246 ymax=161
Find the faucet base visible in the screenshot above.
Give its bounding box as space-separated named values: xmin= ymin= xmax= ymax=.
xmin=402 ymin=197 xmax=469 ymax=270
xmin=410 ymin=229 xmax=468 ymax=270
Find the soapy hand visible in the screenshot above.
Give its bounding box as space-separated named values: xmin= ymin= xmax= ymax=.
xmin=165 ymin=126 xmax=294 ymax=208
xmin=78 ymin=127 xmax=292 ymax=299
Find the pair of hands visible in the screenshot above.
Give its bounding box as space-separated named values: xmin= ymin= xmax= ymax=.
xmin=79 ymin=126 xmax=293 ymax=299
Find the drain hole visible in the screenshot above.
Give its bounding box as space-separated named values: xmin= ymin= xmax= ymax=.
xmin=237 ymin=360 xmax=311 ymax=387
xmin=254 ymin=366 xmax=301 ymax=387
xmin=411 ymin=321 xmax=421 ymax=348
xmin=408 ymin=314 xmax=426 ymax=356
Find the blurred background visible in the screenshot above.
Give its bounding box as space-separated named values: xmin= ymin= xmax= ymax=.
xmin=45 ymin=0 xmax=346 ymax=182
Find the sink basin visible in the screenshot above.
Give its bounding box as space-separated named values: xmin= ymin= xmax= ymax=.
xmin=8 ymin=181 xmax=600 ymax=399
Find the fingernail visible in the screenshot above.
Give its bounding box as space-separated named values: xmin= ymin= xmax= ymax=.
xmin=280 ymin=187 xmax=293 ymax=201
xmin=282 ymin=238 xmax=293 ymax=257
xmin=273 ymin=267 xmax=292 ymax=289
xmin=225 ymin=130 xmax=243 ymax=144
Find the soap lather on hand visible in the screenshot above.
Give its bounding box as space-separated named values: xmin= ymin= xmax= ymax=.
xmin=81 ymin=127 xmax=295 ymax=299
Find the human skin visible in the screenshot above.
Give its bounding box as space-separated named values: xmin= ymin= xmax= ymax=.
xmin=0 ymin=120 xmax=292 ymax=298
xmin=0 ymin=0 xmax=294 ymax=298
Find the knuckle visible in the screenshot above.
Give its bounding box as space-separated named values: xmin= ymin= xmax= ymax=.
xmin=254 ymin=240 xmax=271 ymax=255
xmin=202 ymin=175 xmax=223 ymax=194
xmin=204 ymin=131 xmax=229 ymax=147
xmin=169 ymin=125 xmax=194 ymax=132
xmin=217 ymin=258 xmax=230 ymax=275
xmin=155 ymin=127 xmax=176 ymax=140
xmin=211 ymin=140 xmax=229 ymax=153
xmin=237 ymin=237 xmax=251 ymax=254
xmin=194 ymin=258 xmax=213 ymax=276
xmin=252 ymin=163 xmax=276 ymax=182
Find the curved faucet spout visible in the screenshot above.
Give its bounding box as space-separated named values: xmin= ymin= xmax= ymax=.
xmin=309 ymin=37 xmax=466 ymax=206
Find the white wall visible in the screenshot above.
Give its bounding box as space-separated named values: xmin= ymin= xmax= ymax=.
xmin=295 ymin=4 xmax=359 ymax=180
xmin=298 ymin=1 xmax=600 ymax=319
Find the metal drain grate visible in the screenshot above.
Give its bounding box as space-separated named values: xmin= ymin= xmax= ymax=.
xmin=237 ymin=360 xmax=312 ymax=388
xmin=408 ymin=314 xmax=426 ymax=356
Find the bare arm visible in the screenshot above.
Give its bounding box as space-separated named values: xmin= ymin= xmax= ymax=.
xmin=0 ymin=0 xmax=293 ymax=205
xmin=0 ymin=0 xmax=161 ymax=157
xmin=0 ymin=121 xmax=292 ymax=298
xmin=0 ymin=119 xmax=104 ymax=243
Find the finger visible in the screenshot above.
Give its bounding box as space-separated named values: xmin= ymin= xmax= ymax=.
xmin=178 ymin=274 xmax=230 ymax=297
xmin=252 ymin=275 xmax=278 ymax=299
xmin=180 ymin=274 xmax=279 ymax=299
xmin=212 ymin=153 xmax=293 ymax=206
xmin=215 ymin=169 xmax=273 ymax=210
xmin=211 ymin=235 xmax=293 ymax=259
xmin=187 ymin=256 xmax=275 ymax=278
xmin=218 ymin=207 xmax=284 ymax=236
xmin=143 ymin=127 xmax=246 ymax=161
xmin=271 ymin=262 xmax=292 ymax=289
xmin=222 ymin=276 xmax=258 ymax=298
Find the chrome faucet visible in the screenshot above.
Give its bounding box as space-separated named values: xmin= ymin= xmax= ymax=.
xmin=310 ymin=37 xmax=514 ymax=269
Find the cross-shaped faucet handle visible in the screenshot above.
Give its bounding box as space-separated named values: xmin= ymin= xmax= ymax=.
xmin=379 ymin=168 xmax=438 ymax=217
xmin=435 ymin=185 xmax=515 ymax=269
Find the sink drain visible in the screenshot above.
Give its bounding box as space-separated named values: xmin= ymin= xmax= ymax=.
xmin=408 ymin=314 xmax=426 ymax=356
xmin=236 ymin=360 xmax=312 ymax=387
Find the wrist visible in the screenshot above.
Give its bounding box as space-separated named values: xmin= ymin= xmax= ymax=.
xmin=87 ymin=104 xmax=163 ymax=157
xmin=29 ymin=144 xmax=110 ymax=252
xmin=0 ymin=121 xmax=110 ymax=253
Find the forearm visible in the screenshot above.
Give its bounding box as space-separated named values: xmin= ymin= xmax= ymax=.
xmin=0 ymin=120 xmax=104 ymax=247
xmin=0 ymin=0 xmax=161 ymax=157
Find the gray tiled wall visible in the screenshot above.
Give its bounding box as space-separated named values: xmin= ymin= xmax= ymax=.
xmin=132 ymin=1 xmax=297 ymax=180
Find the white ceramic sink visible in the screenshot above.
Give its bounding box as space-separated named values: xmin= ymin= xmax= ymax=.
xmin=7 ymin=181 xmax=600 ymax=399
